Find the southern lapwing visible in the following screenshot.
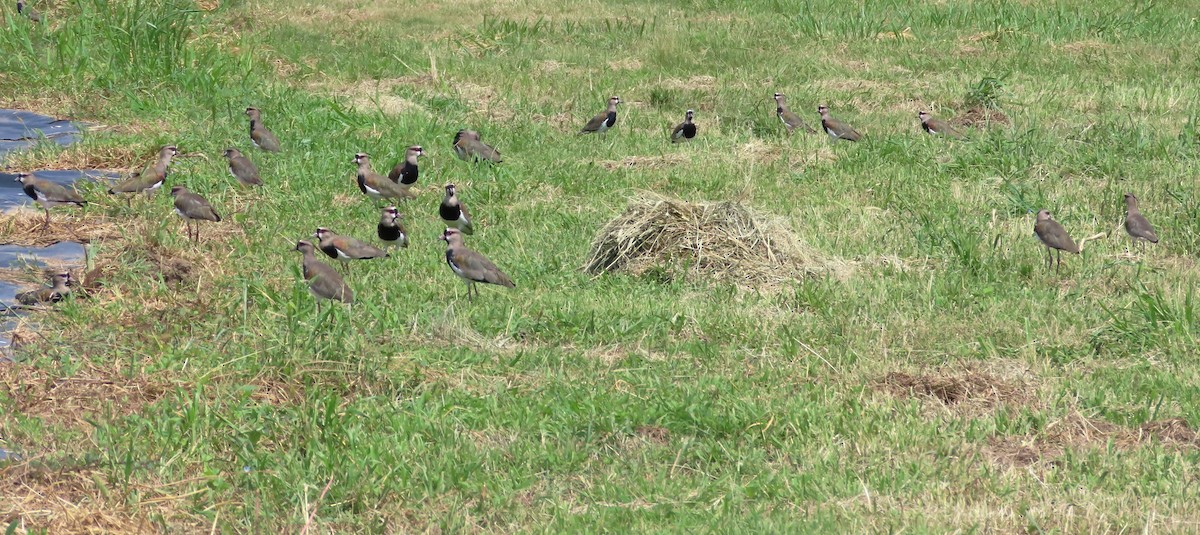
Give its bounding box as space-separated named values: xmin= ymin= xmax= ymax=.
xmin=355 ymin=153 xmax=414 ymax=203
xmin=15 ymin=173 xmax=85 ymax=228
xmin=314 ymin=227 xmax=389 ymax=270
xmin=223 ymin=148 xmax=262 ymax=187
xmin=16 ymin=0 xmax=40 ymax=22
xmin=1033 ymin=210 xmax=1104 ymax=273
xmin=453 ymin=130 xmax=502 ymax=163
xmin=108 ymin=145 xmax=177 ymax=195
xmin=16 ymin=271 xmax=70 ymax=306
xmin=440 ymin=227 xmax=514 ymax=302
xmin=170 ymin=185 xmax=221 ymax=242
xmin=818 ymin=105 xmax=862 ymax=142
xmin=1123 ymin=193 xmax=1159 ymax=253
xmin=671 ymin=109 xmax=697 ymax=143
xmin=439 ymin=183 xmax=474 ymax=235
xmin=377 ymin=206 xmax=409 ymax=249
xmin=294 ymin=240 xmax=353 ymax=304
xmin=387 ymin=145 xmax=425 ymax=186
xmin=580 ymin=96 xmax=621 ymax=134
xmin=245 ymin=107 xmax=281 ymax=152
xmin=773 ymin=93 xmax=815 ymax=135
xmin=918 ymin=111 xmax=963 ymax=139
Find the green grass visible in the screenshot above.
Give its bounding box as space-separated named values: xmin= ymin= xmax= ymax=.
xmin=3 ymin=0 xmax=1200 ymax=531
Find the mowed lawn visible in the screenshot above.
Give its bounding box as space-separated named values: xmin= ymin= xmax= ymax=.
xmin=2 ymin=0 xmax=1200 ymax=531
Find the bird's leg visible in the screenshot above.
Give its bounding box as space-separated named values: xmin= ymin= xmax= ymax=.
xmin=42 ymin=205 xmax=51 ymax=229
xmin=1044 ymin=247 xmax=1052 ymax=271
xmin=1055 ymin=250 xmax=1062 ymax=274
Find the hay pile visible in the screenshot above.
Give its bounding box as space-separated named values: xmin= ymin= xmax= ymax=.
xmin=584 ymin=194 xmax=842 ymax=285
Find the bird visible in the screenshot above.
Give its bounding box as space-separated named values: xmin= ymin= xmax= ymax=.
xmin=671 ymin=109 xmax=697 ymax=143
xmin=377 ymin=206 xmax=409 ymax=249
xmin=452 ymin=130 xmax=502 ymax=163
xmin=387 ymin=145 xmax=425 ymax=186
xmin=773 ymin=93 xmax=816 ymax=135
xmin=579 ymin=96 xmax=621 ymax=134
xmin=108 ymin=145 xmax=177 ymax=195
xmin=817 ymin=105 xmax=862 ymax=142
xmin=16 ymin=271 xmax=71 ymax=306
xmin=439 ymin=183 xmax=474 ymax=235
xmin=294 ymin=240 xmax=353 ymax=304
xmin=223 ymin=148 xmax=262 ymax=187
xmin=918 ymin=111 xmax=963 ymax=138
xmin=1123 ymin=193 xmax=1159 ymax=252
xmin=170 ymin=185 xmax=221 ymax=242
xmin=1034 ymin=209 xmax=1099 ymax=274
xmin=15 ymin=173 xmax=85 ymax=227
xmin=440 ymin=227 xmax=514 ymax=302
xmin=16 ymin=0 xmax=40 ymax=22
xmin=355 ymin=153 xmax=415 ymax=202
xmin=313 ymin=227 xmax=388 ymax=269
xmin=245 ymin=107 xmax=281 ymax=152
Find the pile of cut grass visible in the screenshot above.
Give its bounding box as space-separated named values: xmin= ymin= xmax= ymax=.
xmin=584 ymin=193 xmax=843 ymax=285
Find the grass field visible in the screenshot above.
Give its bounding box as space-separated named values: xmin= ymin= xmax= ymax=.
xmin=3 ymin=0 xmax=1200 ymax=531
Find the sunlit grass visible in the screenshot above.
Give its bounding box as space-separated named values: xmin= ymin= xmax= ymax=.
xmin=2 ymin=0 xmax=1200 ymax=531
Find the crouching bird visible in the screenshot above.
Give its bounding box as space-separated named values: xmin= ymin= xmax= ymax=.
xmin=440 ymin=228 xmax=514 ymax=302
xmin=16 ymin=271 xmax=71 ymax=306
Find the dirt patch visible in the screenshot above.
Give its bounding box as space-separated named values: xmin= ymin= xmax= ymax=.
xmin=583 ymin=193 xmax=843 ymax=286
xmin=314 ymin=78 xmax=426 ymax=117
xmin=953 ymin=106 xmax=1010 ymax=128
xmin=1137 ymin=418 xmax=1198 ymax=446
xmin=985 ymin=413 xmax=1199 ymax=470
xmin=635 ymin=425 xmax=671 ymax=445
xmin=878 ymin=369 xmax=1030 ymax=409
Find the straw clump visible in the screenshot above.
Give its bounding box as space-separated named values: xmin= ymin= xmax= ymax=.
xmin=584 ymin=193 xmax=842 ymax=285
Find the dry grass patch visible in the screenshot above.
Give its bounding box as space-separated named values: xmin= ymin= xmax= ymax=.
xmin=0 ymin=362 xmax=174 ymax=430
xmin=596 ymin=153 xmax=688 ymax=171
xmin=953 ymin=106 xmax=1011 ymax=128
xmin=583 ymin=193 xmax=843 ymax=286
xmin=986 ymin=412 xmax=1200 ymax=470
xmin=0 ymin=464 xmax=157 ymax=534
xmin=0 ymin=210 xmax=122 ymax=247
xmin=876 ymin=363 xmax=1036 ymax=414
xmin=3 ymin=143 xmax=148 ymax=173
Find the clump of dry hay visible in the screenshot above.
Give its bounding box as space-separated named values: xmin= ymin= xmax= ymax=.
xmin=584 ymin=194 xmax=841 ymax=285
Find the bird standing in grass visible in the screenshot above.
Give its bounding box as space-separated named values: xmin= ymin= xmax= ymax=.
xmin=388 ymin=145 xmax=425 ymax=187
xmin=773 ymin=93 xmax=815 ymax=135
xmin=294 ymin=240 xmax=353 ymax=304
xmin=1123 ymin=193 xmax=1159 ymax=252
xmin=818 ymin=105 xmax=862 ymax=142
xmin=223 ymin=148 xmax=262 ymax=187
xmin=16 ymin=0 xmax=40 ymax=22
xmin=16 ymin=271 xmax=70 ymax=305
xmin=377 ymin=206 xmax=409 ymax=249
xmin=245 ymin=107 xmax=281 ymax=152
xmin=918 ymin=111 xmax=963 ymax=139
xmin=439 ymin=183 xmax=474 ymax=235
xmin=671 ymin=109 xmax=697 ymax=143
xmin=108 ymin=145 xmax=177 ymax=196
xmin=170 ymin=185 xmax=221 ymax=242
xmin=580 ymin=96 xmax=621 ymax=134
xmin=15 ymin=173 xmax=86 ymax=228
xmin=355 ymin=153 xmax=415 ymax=203
xmin=440 ymin=228 xmax=514 ymax=302
xmin=453 ymin=130 xmax=502 ymax=163
xmin=314 ymin=227 xmax=389 ymax=270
